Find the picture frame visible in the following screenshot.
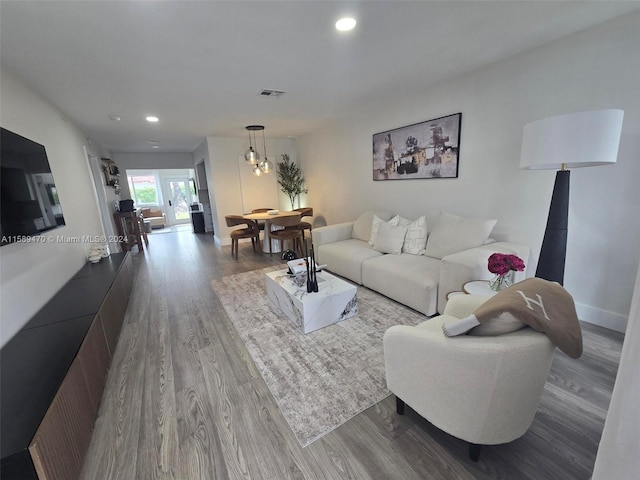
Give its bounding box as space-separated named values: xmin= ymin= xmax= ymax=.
xmin=373 ymin=112 xmax=461 ymax=181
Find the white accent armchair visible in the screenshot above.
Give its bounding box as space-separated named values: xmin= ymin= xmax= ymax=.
xmin=383 ymin=295 xmax=556 ymax=460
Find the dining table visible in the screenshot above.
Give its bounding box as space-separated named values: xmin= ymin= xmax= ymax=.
xmin=242 ymin=210 xmax=300 ymax=253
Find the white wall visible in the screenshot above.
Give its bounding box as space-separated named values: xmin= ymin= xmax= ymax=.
xmin=297 ymin=13 xmax=640 ymax=332
xmin=206 ymin=136 xmax=297 ymax=245
xmin=0 ymin=67 xmax=106 ymax=347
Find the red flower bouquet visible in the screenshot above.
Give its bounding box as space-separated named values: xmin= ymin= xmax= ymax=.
xmin=487 ymin=253 xmax=525 ymax=291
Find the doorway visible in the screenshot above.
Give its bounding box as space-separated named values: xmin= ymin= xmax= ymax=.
xmin=163 ymin=177 xmax=196 ymax=225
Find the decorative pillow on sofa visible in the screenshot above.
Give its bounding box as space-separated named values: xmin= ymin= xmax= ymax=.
xmin=352 ymin=211 xmax=394 ymax=242
xmin=369 ymin=214 xmax=400 ymax=245
xmin=398 ymin=216 xmax=427 ymax=255
xmin=425 ymin=212 xmax=497 ymax=259
xmin=373 ymin=221 xmax=407 ymax=254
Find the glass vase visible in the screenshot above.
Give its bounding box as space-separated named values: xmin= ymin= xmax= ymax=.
xmin=489 ymin=274 xmax=510 ymax=292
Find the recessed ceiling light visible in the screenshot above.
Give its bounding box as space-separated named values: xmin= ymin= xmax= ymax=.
xmin=335 ymin=17 xmax=356 ymax=32
xmin=151 ymin=145 xmax=159 ymax=149
xmin=146 ymin=116 xmax=159 ymax=123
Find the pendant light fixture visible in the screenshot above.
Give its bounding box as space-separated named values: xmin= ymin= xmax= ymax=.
xmin=244 ymin=125 xmax=272 ymax=176
xmin=244 ymin=125 xmax=262 ymax=165
xmin=258 ymin=126 xmax=272 ymax=174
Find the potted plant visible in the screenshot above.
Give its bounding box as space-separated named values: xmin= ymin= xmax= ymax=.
xmin=277 ymin=154 xmax=308 ymax=210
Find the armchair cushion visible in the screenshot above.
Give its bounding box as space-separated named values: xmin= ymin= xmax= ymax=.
xmin=443 ymin=311 xmax=525 ymax=337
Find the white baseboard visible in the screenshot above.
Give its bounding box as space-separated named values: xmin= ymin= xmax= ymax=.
xmin=575 ymin=302 xmax=628 ymax=333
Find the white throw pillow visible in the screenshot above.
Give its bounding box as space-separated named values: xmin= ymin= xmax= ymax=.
xmin=352 ymin=211 xmax=394 ymax=242
xmin=398 ymin=216 xmax=427 ymax=255
xmin=369 ymin=215 xmax=400 ymax=246
xmin=373 ymin=222 xmax=407 ymax=254
xmin=468 ymin=311 xmax=527 ymax=336
xmin=425 ymin=212 xmax=497 ymax=259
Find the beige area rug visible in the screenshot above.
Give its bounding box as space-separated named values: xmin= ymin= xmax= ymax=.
xmin=211 ymin=267 xmax=425 ymax=447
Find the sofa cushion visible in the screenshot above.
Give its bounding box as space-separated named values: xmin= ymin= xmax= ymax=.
xmin=362 ymin=254 xmax=440 ymax=316
xmin=369 ymin=214 xmax=400 ymax=246
xmin=352 ymin=211 xmax=394 ymax=242
xmin=373 ymin=222 xmax=407 ymax=254
xmin=317 ymin=239 xmax=383 ymax=285
xmin=398 ymin=215 xmax=428 ymax=255
xmin=425 ymin=212 xmax=497 ymax=259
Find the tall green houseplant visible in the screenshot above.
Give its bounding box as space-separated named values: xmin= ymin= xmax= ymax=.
xmin=277 ymin=154 xmax=308 ymax=209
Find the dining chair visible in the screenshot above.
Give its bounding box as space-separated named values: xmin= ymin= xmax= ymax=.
xmin=286 ymin=207 xmax=314 ymax=249
xmin=269 ymin=214 xmax=303 ymax=255
xmin=225 ymin=215 xmax=260 ymax=259
xmin=251 ymin=208 xmax=274 ymax=234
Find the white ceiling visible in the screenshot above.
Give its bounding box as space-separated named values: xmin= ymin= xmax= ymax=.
xmin=2 ymin=1 xmax=639 ymax=153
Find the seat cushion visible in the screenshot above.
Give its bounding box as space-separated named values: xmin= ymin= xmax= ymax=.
xmin=362 ymin=254 xmax=440 ymax=315
xmin=317 ymin=239 xmax=383 ymax=284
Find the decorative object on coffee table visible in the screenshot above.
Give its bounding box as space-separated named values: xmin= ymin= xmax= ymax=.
xmin=281 ymin=249 xmax=298 ymax=261
xmin=306 ymin=244 xmax=318 ymax=293
xmin=487 ymin=252 xmax=525 ymax=291
xmin=373 ymin=112 xmax=461 ymax=181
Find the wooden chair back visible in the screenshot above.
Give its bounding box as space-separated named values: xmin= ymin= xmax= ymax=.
xmin=269 ymin=214 xmax=302 ymax=228
xmin=294 ymin=207 xmax=313 ymax=218
xmin=226 ymin=215 xmax=253 ymax=229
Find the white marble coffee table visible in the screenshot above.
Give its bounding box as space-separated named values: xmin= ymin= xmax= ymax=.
xmin=265 ymin=269 xmax=358 ymax=334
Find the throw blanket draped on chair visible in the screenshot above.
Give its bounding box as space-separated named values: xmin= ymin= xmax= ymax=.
xmin=443 ymin=278 xmax=583 ymax=358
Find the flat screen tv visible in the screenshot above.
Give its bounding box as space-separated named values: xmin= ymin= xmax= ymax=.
xmin=1 ymin=127 xmax=66 ymax=246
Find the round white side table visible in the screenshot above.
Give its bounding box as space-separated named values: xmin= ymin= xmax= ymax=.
xmin=462 ymin=280 xmax=498 ymax=297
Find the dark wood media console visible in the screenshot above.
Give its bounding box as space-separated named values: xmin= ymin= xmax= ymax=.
xmin=1 ymin=252 xmax=134 ymax=480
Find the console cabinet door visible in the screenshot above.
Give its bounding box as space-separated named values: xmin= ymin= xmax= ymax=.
xmin=99 ymin=254 xmax=133 ymax=356
xmin=29 ymin=359 xmax=94 ymax=480
xmin=77 ymin=315 xmax=111 ymax=414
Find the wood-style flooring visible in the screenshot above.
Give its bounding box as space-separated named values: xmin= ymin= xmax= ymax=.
xmin=80 ymin=230 xmax=624 ymax=480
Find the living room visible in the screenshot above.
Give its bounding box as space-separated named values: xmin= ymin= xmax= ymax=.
xmin=1 ymin=2 xmax=639 ymax=479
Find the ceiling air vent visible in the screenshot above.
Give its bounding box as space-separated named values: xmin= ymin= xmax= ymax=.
xmin=259 ymin=89 xmax=286 ymax=98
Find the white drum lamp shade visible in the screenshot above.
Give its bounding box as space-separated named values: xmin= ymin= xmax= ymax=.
xmin=521 ymin=109 xmax=624 ymax=170
xmin=520 ymin=109 xmax=623 ymax=284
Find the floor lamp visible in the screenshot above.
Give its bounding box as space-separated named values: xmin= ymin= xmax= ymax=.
xmin=520 ymin=109 xmax=624 ymax=285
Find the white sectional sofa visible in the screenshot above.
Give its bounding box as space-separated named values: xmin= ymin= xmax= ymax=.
xmin=313 ymin=210 xmax=530 ymax=316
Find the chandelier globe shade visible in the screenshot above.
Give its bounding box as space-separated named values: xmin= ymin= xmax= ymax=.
xmin=244 ymin=125 xmax=264 ymax=165
xmin=260 ymin=158 xmax=272 ymax=174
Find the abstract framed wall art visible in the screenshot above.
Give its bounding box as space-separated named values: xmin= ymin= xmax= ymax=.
xmin=373 ymin=112 xmax=461 ymax=181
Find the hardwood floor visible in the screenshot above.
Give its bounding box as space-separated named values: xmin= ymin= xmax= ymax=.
xmin=80 ymin=230 xmax=624 ymax=480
